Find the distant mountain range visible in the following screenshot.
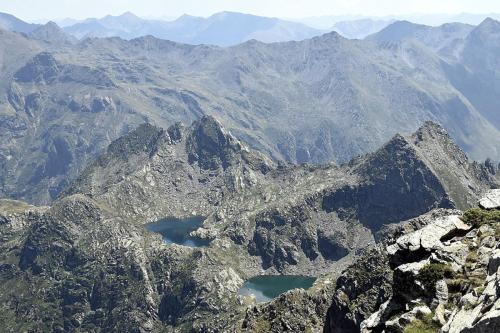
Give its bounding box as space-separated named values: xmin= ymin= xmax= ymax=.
xmin=0 ymin=11 xmax=326 ymax=46
xmin=7 ymin=10 xmax=500 ymax=46
xmin=332 ymin=19 xmax=395 ymax=39
xmin=62 ymin=11 xmax=326 ymax=46
xmin=295 ymin=13 xmax=500 ymax=29
xmin=0 ymin=12 xmax=40 ymax=33
xmin=0 ymin=12 xmax=500 ymax=204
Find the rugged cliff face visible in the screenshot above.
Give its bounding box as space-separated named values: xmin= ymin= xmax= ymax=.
xmin=323 ymin=190 xmax=500 ymax=333
xmin=0 ymin=118 xmax=498 ymax=332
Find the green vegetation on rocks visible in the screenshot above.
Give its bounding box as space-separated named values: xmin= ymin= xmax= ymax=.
xmin=461 ymin=207 xmax=500 ymax=228
xmin=417 ymin=263 xmax=453 ymax=294
xmin=403 ymin=313 xmax=440 ymax=333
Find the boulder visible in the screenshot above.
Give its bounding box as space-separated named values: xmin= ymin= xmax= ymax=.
xmin=479 ymin=189 xmax=500 ymax=210
xmin=443 ymin=305 xmax=482 ymax=333
xmin=488 ymin=249 xmax=500 ymax=276
xmin=387 ymin=214 xmax=470 ymax=265
xmin=435 ymin=279 xmax=449 ymax=305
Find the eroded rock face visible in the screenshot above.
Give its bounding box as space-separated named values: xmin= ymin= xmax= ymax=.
xmin=0 ymin=194 xmax=246 ymax=332
xmin=324 ymin=248 xmax=393 ymax=333
xmin=444 ymin=247 xmax=500 ymax=333
xmin=240 ymin=287 xmax=334 ymax=333
xmin=387 ymin=214 xmax=471 ymax=267
xmin=186 ymin=116 xmax=238 ymax=170
xmin=323 ymin=191 xmax=500 ymax=333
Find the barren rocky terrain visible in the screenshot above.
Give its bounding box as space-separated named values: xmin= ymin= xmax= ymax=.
xmin=1 ymin=18 xmax=500 ymax=204
xmin=0 ymin=117 xmax=498 ymax=332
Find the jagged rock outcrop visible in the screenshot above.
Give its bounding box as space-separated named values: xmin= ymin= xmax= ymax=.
xmin=324 ymin=248 xmax=393 ymax=333
xmin=239 ymin=285 xmax=335 ymax=333
xmin=324 ymin=192 xmax=500 ymax=333
xmin=65 ymin=116 xmax=274 ymax=221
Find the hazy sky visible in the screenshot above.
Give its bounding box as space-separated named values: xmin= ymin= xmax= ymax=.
xmin=2 ymin=0 xmax=500 ymax=21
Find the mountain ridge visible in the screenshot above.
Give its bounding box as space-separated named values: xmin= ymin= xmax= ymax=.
xmin=0 ymin=12 xmax=40 ymax=34
xmin=62 ymin=11 xmax=325 ymax=46
xmin=1 ymin=15 xmax=500 ymax=205
xmin=0 ymin=117 xmax=497 ymax=331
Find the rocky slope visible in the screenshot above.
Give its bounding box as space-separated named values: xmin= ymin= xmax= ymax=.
xmin=63 ymin=118 xmax=498 ymax=274
xmin=1 ymin=17 xmax=500 ymax=204
xmin=323 ymin=190 xmax=500 ymax=333
xmin=0 ymin=117 xmax=498 ymax=332
xmin=64 ymin=116 xmax=274 ymax=221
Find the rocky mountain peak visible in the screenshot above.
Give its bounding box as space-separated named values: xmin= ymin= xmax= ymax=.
xmin=368 ymin=20 xmax=428 ymax=42
xmin=350 ymin=122 xmax=497 ymax=213
xmin=28 ymin=21 xmax=76 ymax=44
xmin=476 ymin=17 xmax=500 ymax=30
xmin=186 ymin=115 xmax=242 ymax=170
xmin=409 ymin=121 xmax=470 ymax=168
xmin=408 ymin=121 xmax=473 ymax=170
xmin=118 ymin=11 xmax=140 ymax=20
xmin=408 ymin=121 xmax=499 ymax=209
xmin=354 ymin=132 xmax=417 ymax=174
xmin=411 ymin=121 xmax=456 ymax=148
xmin=468 ymin=17 xmax=500 ymax=42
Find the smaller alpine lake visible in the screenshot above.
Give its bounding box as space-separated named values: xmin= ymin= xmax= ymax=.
xmin=238 ymin=275 xmax=317 ymax=303
xmin=145 ymin=216 xmax=209 ymax=247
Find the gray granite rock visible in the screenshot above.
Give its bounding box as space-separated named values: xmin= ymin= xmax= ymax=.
xmin=479 ymin=189 xmax=500 ymax=209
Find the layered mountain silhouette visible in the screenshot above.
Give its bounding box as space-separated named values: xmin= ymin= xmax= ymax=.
xmin=0 ymin=12 xmax=40 ymax=33
xmin=333 ymin=18 xmax=395 ymax=39
xmin=62 ymin=11 xmax=325 ymax=46
xmin=28 ymin=21 xmax=77 ymax=45
xmin=0 ymin=14 xmax=500 ymax=205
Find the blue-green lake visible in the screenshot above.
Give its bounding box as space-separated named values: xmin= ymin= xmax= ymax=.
xmin=145 ymin=216 xmax=209 ymax=247
xmin=238 ymin=275 xmax=316 ymax=303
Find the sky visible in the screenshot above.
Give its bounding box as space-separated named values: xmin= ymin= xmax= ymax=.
xmin=2 ymin=0 xmax=500 ymax=21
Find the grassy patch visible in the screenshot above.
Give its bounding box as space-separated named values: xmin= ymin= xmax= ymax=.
xmin=404 ymin=313 xmax=440 ymax=333
xmin=0 ymin=199 xmax=35 ymax=215
xmin=418 ymin=263 xmax=453 ymax=293
xmin=464 ymin=250 xmax=478 ymax=270
xmin=461 ymin=208 xmax=500 ymax=228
